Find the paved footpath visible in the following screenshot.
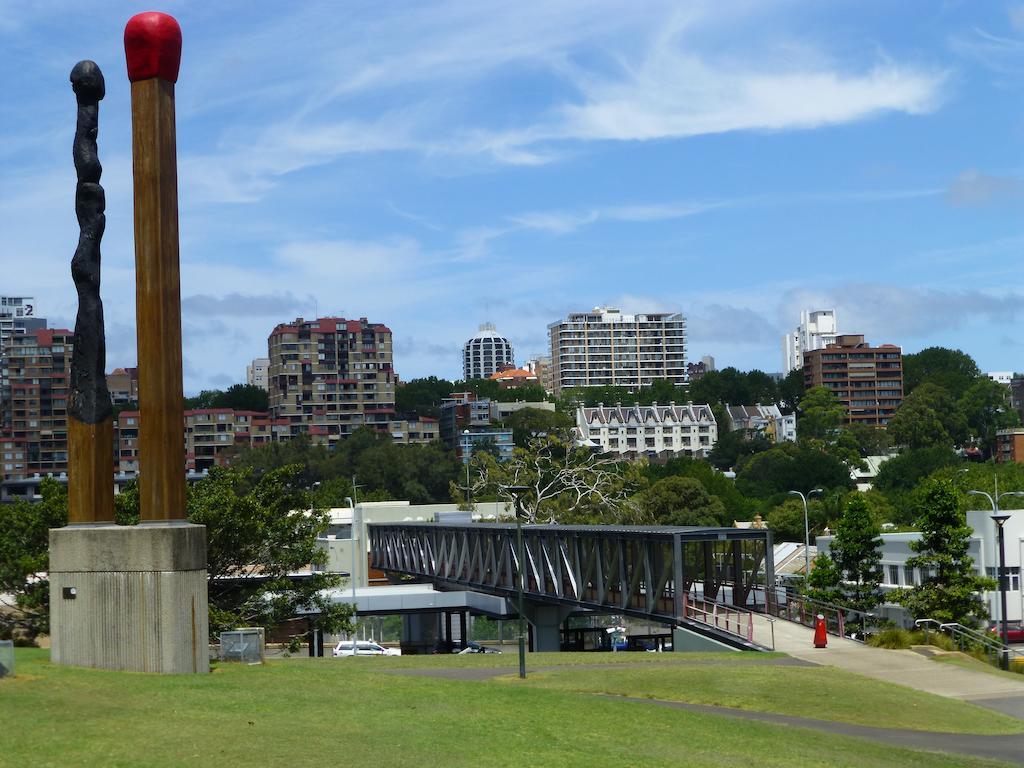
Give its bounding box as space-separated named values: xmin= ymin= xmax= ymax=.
xmin=755 ymin=613 xmax=1024 ymax=715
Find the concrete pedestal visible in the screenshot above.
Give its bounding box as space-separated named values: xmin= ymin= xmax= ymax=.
xmin=49 ymin=523 xmax=209 ymax=674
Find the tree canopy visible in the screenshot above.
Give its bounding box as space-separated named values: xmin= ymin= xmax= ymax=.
xmin=184 ymin=383 xmax=269 ymax=412
xmin=902 ymin=347 xmax=981 ymax=400
xmin=897 ymin=478 xmax=994 ymax=627
xmin=635 ymin=476 xmax=726 ymax=527
xmin=888 ymin=383 xmax=968 ymax=450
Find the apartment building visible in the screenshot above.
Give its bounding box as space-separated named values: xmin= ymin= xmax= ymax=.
xmin=523 ymin=355 xmax=554 ymax=394
xmin=267 ymin=316 xmax=397 ymax=446
xmin=803 ymin=334 xmax=903 ymax=426
xmin=548 ymin=307 xmax=686 ymax=396
xmin=247 ymin=357 xmax=270 ymax=390
xmin=0 ymin=328 xmax=72 ymax=481
xmin=726 ymin=403 xmax=797 ymax=442
xmin=0 ymin=296 xmax=46 ymax=427
xmin=463 ymin=323 xmax=514 ymax=380
xmin=996 ymin=428 xmax=1024 ymax=464
xmin=576 ymin=402 xmax=717 ymax=458
xmin=783 ymin=309 xmax=839 ymax=374
xmin=114 ymin=408 xmax=292 ymax=475
xmin=107 ymin=367 xmax=139 ymax=406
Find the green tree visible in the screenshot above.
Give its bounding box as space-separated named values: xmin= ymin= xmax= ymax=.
xmin=765 ymin=497 xmax=825 ymax=543
xmin=501 ymin=407 xmax=574 ymax=447
xmin=735 ymin=443 xmax=853 ymax=499
xmin=0 ymin=468 xmax=353 ymax=642
xmin=184 ymin=384 xmax=269 ymax=412
xmin=796 ymin=386 xmax=846 ymax=441
xmin=395 ymin=376 xmax=456 ymax=419
xmin=707 ymin=428 xmax=773 ymax=471
xmin=957 ymin=378 xmax=1021 ymax=458
xmin=846 ymin=421 xmax=893 ymax=457
xmin=184 ymin=466 xmax=353 ymax=637
xmin=643 ymin=456 xmax=755 ymax=522
xmin=635 ymin=476 xmax=726 ymax=526
xmin=0 ymin=479 xmax=67 ymax=639
xmin=688 ymin=367 xmax=777 ymax=408
xmin=903 ymin=347 xmax=981 ymax=400
xmin=896 ymin=479 xmax=994 ymax=627
xmin=830 ymin=495 xmax=882 ymax=614
xmin=888 ymin=383 xmax=968 ymax=449
xmin=805 ymin=552 xmax=845 ymax=605
xmin=778 ymin=368 xmax=805 ymax=414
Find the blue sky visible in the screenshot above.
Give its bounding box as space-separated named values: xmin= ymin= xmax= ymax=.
xmin=2 ymin=1 xmax=1023 ymax=393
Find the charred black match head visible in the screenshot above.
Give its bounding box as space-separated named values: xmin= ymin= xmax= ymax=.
xmin=70 ymin=60 xmax=105 ymax=102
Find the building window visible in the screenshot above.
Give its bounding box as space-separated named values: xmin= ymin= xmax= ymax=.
xmin=888 ymin=565 xmax=899 ymax=586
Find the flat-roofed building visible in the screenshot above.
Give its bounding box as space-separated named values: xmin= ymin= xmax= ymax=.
xmin=996 ymin=428 xmax=1024 ymax=464
xmin=268 ymin=316 xmax=396 ymax=446
xmin=247 ymin=357 xmax=270 ymax=390
xmin=548 ymin=307 xmax=686 ymax=396
xmin=803 ymin=334 xmax=903 ymax=427
xmin=0 ymin=328 xmax=72 ymax=481
xmin=783 ymin=308 xmax=839 ymax=374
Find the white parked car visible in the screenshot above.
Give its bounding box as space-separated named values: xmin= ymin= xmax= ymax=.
xmin=332 ymin=640 xmax=401 ymax=657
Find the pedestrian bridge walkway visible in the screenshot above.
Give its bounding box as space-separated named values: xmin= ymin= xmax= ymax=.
xmin=368 ymin=521 xmax=775 ymax=650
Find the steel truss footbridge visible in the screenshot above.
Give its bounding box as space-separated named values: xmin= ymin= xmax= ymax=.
xmin=368 ymin=523 xmax=775 ymax=650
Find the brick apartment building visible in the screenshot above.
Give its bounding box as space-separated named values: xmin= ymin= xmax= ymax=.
xmin=0 ymin=328 xmax=72 ymax=480
xmin=114 ymin=408 xmax=292 ymax=475
xmin=802 ymin=334 xmax=903 ymax=426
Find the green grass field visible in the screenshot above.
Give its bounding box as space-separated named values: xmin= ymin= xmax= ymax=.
xmin=0 ymin=648 xmax=1018 ymax=768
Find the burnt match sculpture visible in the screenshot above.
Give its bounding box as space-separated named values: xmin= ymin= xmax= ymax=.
xmin=50 ymin=12 xmax=208 ymax=674
xmin=68 ymin=59 xmax=115 ymax=525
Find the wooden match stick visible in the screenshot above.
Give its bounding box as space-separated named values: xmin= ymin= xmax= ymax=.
xmin=125 ymin=12 xmax=185 ymax=522
xmin=68 ymin=60 xmax=115 ymax=524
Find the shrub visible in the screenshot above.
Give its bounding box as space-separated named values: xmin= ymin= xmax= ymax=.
xmin=868 ymin=627 xmax=912 ymax=649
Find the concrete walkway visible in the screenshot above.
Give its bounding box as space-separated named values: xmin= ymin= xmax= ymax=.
xmin=755 ymin=614 xmax=1024 ymax=707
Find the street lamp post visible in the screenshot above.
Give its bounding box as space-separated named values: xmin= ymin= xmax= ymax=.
xmin=968 ymin=485 xmax=1023 ymax=670
xmin=789 ymin=488 xmax=823 ymax=581
xmin=462 ymin=429 xmax=473 ymax=505
xmin=502 ymin=484 xmax=530 ymax=679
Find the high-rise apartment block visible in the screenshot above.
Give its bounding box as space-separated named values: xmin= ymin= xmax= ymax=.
xmin=0 ymin=296 xmax=46 ymax=425
xmin=463 ymin=323 xmax=514 ymax=380
xmin=267 ymin=316 xmax=397 ymax=445
xmin=247 ymin=357 xmax=270 ymax=390
xmin=803 ymin=334 xmax=903 ymax=426
xmin=783 ymin=309 xmax=839 ymax=374
xmin=548 ymin=307 xmax=686 ymax=396
xmin=1 ymin=328 xmax=72 ymax=480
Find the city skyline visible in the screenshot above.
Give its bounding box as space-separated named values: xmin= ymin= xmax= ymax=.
xmin=3 ymin=2 xmax=1024 ymax=393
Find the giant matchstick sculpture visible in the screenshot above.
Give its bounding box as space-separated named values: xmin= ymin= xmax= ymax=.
xmin=49 ymin=12 xmax=209 ymax=674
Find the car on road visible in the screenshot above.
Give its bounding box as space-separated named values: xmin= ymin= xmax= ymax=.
xmin=456 ymin=641 xmax=502 ymax=654
xmin=332 ymin=640 xmax=401 ymax=657
xmin=989 ymin=622 xmax=1024 ymax=644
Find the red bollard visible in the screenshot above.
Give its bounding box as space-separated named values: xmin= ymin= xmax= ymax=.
xmin=813 ymin=613 xmax=828 ymax=648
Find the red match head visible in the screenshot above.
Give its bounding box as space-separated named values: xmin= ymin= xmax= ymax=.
xmin=124 ymin=12 xmax=182 ymax=84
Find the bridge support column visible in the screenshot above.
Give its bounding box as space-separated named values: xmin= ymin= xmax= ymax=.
xmin=521 ymin=603 xmax=575 ymax=652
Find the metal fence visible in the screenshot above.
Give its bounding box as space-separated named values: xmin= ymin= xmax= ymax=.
xmin=764 ymin=591 xmax=876 ymax=642
xmin=219 ymin=628 xmax=265 ymax=664
xmin=0 ymin=640 xmax=13 ymax=678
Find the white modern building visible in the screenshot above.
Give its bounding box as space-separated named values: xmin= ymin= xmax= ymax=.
xmin=246 ymin=357 xmax=269 ymax=390
xmin=988 ymin=371 xmax=1015 ymax=386
xmin=817 ymin=507 xmax=1023 ymax=627
xmin=725 ymin=403 xmax=796 ymax=443
xmin=549 ymin=307 xmax=686 ymax=395
xmin=782 ymin=308 xmax=839 ymax=374
xmin=575 ymin=403 xmax=717 ymax=458
xmin=463 ymin=323 xmax=514 ymax=380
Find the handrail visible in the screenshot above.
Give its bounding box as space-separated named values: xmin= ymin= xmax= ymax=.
xmin=763 ymin=591 xmax=875 ymax=643
xmin=915 ymin=618 xmax=1024 ymax=668
xmin=681 ymin=593 xmax=757 ymax=645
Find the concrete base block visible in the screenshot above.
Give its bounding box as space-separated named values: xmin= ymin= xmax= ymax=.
xmin=49 ymin=524 xmax=209 ymax=674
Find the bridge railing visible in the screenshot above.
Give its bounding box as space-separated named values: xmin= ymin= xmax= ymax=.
xmin=762 ymin=591 xmax=876 ymax=642
xmin=682 ymin=593 xmax=755 ymax=644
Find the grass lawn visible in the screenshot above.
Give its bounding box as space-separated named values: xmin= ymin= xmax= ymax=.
xmin=509 ymin=663 xmax=1024 ymax=734
xmin=932 ymin=652 xmax=1024 ymax=681
xmin=0 ymin=648 xmax=1016 ymax=768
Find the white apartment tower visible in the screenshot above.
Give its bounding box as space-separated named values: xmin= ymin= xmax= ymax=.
xmin=783 ymin=309 xmax=839 ymax=374
xmin=548 ymin=307 xmax=686 ymax=396
xmin=246 ymin=357 xmax=270 ymax=390
xmin=462 ymin=323 xmax=514 ymax=380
